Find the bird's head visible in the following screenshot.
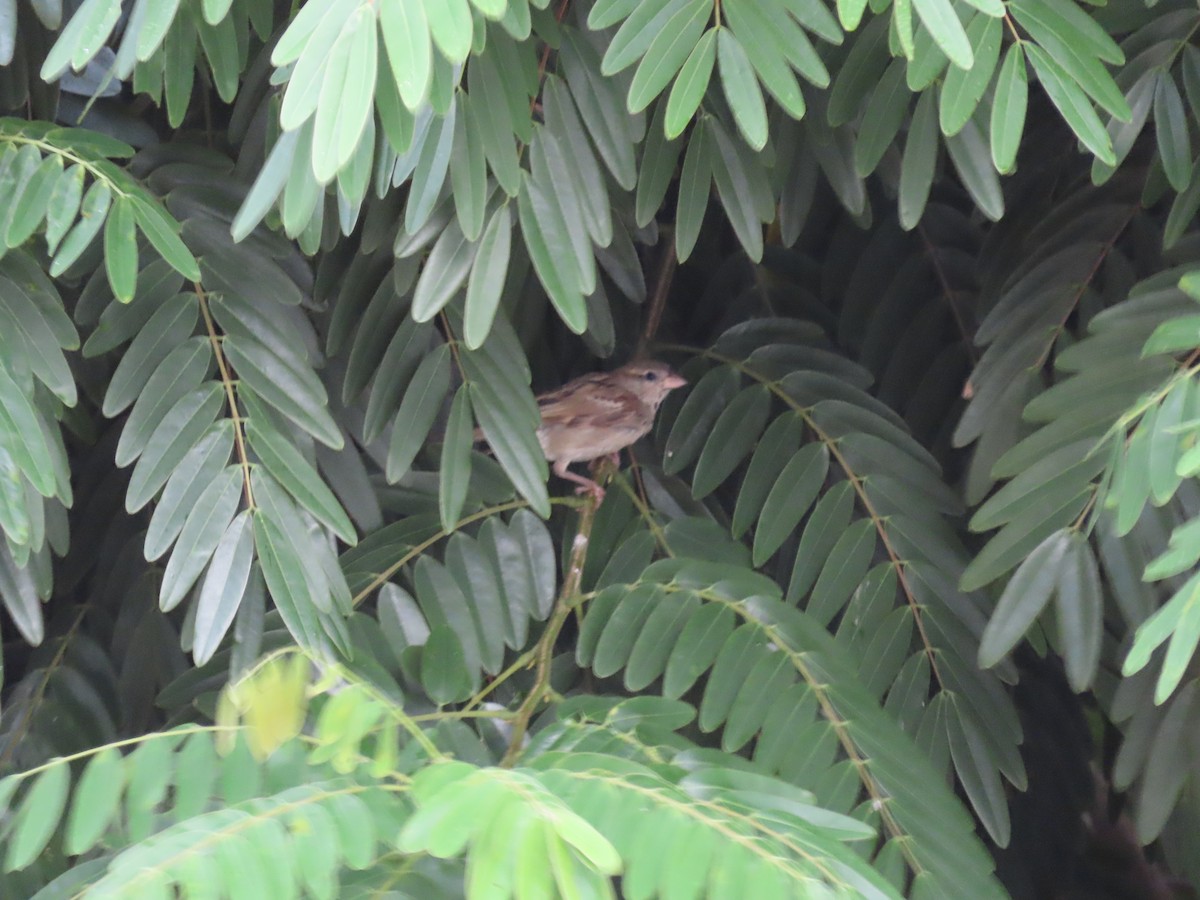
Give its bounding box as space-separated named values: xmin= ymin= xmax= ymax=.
xmin=614 ymin=360 xmax=687 ymax=408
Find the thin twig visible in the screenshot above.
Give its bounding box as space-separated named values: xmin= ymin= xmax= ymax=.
xmin=500 ymin=494 xmax=599 ymax=766
xmin=197 ymin=285 xmax=255 ymax=508
xmin=641 ymin=228 xmax=677 ymax=352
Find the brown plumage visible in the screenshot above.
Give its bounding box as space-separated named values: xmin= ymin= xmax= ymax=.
xmin=497 ymin=360 xmax=687 ymax=500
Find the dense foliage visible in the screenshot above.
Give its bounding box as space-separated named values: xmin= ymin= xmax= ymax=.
xmin=0 ymin=0 xmax=1196 ymax=896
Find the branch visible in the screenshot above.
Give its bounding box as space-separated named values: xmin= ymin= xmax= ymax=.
xmin=500 ymin=495 xmax=599 ymax=766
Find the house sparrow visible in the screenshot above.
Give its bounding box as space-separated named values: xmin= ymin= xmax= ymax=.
xmin=528 ymin=360 xmax=687 ymax=500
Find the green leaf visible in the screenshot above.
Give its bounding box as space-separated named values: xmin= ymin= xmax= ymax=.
xmin=423 ymin=0 xmax=472 ymax=63
xmin=664 ymin=364 xmax=738 ymax=474
xmin=464 ymin=205 xmax=512 ymax=349
xmin=40 ymin=0 xmax=121 ymax=80
xmin=939 ymin=15 xmax=1001 ymax=137
xmin=603 ymin=0 xmax=688 ymax=75
xmin=421 ymin=624 xmax=473 ymax=703
xmin=517 ymin=170 xmax=587 ymax=333
xmin=412 ymin=218 xmax=477 ymax=322
xmin=103 ymin=196 xmax=138 ymax=303
xmin=253 ymin=473 xmax=343 ymax=653
xmin=1055 ymin=531 xmax=1102 ymax=692
xmin=1123 ymin=572 xmax=1197 ymax=677
xmin=692 ymin=384 xmax=771 ymax=498
xmin=912 ymin=0 xmax=972 ymax=70
xmin=990 ymin=44 xmax=1028 ymax=174
xmin=626 ymin=0 xmax=710 ymax=114
xmin=946 ymin=703 xmax=1009 ymax=847
xmin=381 ymin=0 xmax=432 ymax=109
xmin=978 ymin=529 xmax=1070 ymax=667
xmin=50 ymin=179 xmax=111 ymax=277
xmin=589 ymin=0 xmax=640 ymax=28
xmin=561 ymin=33 xmax=638 ymax=190
xmin=246 ymin=419 xmax=356 ymax=544
xmin=195 ymin=11 xmax=239 ymax=102
xmin=312 ymin=7 xmax=378 ymax=183
xmin=279 ymin=0 xmax=351 ymax=129
xmin=470 ymin=0 xmax=506 ymax=19
xmin=706 ymin=118 xmax=767 ymax=260
xmin=1009 ymin=0 xmax=1129 ymax=120
xmin=753 ymin=444 xmax=829 ymax=565
xmin=855 ymin=59 xmax=910 ymax=178
xmin=144 ymin=422 xmax=233 ymax=560
xmin=716 ymin=28 xmax=768 ymax=150
xmin=829 ymin=16 xmax=889 ymax=125
xmin=364 ymin=318 xmax=437 ymax=442
xmin=65 ymin=748 xmax=125 ymax=856
xmin=192 ymin=509 xmax=255 ymax=665
xmin=724 ymin=0 xmax=807 ymax=116
xmin=162 ymin=10 xmax=197 ymax=127
xmin=899 ymin=89 xmax=938 ymax=229
xmin=131 ymin=197 xmax=200 ymax=282
xmin=675 ymin=120 xmax=713 ymax=262
xmin=945 ymin=119 xmax=1004 ymax=221
xmin=272 ymin=0 xmax=355 ymax=65
xmin=665 ymin=28 xmax=717 ymax=138
xmin=115 ymin=337 xmax=212 ymax=468
xmin=543 ymin=76 xmax=612 ymax=247
xmin=223 ymin=336 xmax=344 ymax=449
xmin=1024 ymin=44 xmax=1114 ymax=165
xmin=6 ymin=154 xmax=61 ymax=249
xmin=783 ymin=0 xmax=842 ymax=44
xmin=449 ymin=93 xmax=488 ymax=241
xmin=1154 ymin=72 xmax=1192 ymax=193
xmin=836 ymin=0 xmax=867 ymax=30
xmin=44 ymin=165 xmax=84 ymax=255
xmin=468 ymin=380 xmax=549 ymax=518
xmin=404 ymin=104 xmax=457 ymax=233
xmin=733 ymin=412 xmax=806 ymax=537
xmin=103 ymin=292 xmax=197 ymax=416
xmin=439 ymin=385 xmax=474 ymax=531
xmin=5 ymin=761 xmax=68 ymax=871
xmin=806 ymin=518 xmax=876 ymax=625
xmin=136 ymin=0 xmax=182 ymax=59
xmin=1157 ymin=580 xmax=1200 ymax=704
xmin=387 ymin=344 xmax=452 ymax=482
xmin=126 ymin=383 xmax=225 ymax=514
xmin=467 ymin=50 xmax=520 ymax=195
xmin=0 ymin=368 xmax=56 ymax=497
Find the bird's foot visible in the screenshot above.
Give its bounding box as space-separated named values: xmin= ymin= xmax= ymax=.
xmin=573 ymin=480 xmax=606 ymax=502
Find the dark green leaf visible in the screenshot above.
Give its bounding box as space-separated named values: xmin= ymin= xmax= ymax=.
xmin=103 ymin=197 xmax=138 ymax=303
xmin=387 ymin=344 xmax=452 ymax=482
xmin=439 ymin=385 xmax=474 ymax=531
xmin=246 ymin=419 xmax=356 ymax=544
xmin=990 ymin=43 xmax=1028 ymax=174
xmin=753 ymin=443 xmax=829 ymax=565
xmin=716 ymin=28 xmax=768 ymax=150
xmin=193 ymin=510 xmax=255 ymax=665
xmin=5 ymin=762 xmax=69 ymax=870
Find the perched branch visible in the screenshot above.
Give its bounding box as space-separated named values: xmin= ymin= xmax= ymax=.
xmin=500 ymin=495 xmax=599 ymax=766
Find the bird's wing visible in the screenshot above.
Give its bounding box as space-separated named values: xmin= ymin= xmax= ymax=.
xmin=536 ymin=374 xmax=644 ymax=430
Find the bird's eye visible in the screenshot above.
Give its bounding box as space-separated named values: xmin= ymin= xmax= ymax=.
xmin=643 ymin=371 xmax=659 ymax=382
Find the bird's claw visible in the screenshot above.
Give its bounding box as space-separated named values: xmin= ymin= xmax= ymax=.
xmin=574 ymin=482 xmax=606 ymax=502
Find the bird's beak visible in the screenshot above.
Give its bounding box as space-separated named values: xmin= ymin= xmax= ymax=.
xmin=664 ymin=372 xmax=687 ymax=389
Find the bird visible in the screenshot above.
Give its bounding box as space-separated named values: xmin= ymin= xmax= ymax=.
xmin=519 ymin=360 xmax=687 ymax=500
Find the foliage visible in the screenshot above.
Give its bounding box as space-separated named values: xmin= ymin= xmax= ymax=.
xmin=0 ymin=0 xmax=1195 ymax=895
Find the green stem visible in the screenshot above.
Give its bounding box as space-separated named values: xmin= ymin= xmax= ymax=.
xmin=500 ymin=496 xmax=599 ymax=766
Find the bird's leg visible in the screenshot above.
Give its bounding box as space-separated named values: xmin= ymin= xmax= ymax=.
xmin=587 ymin=451 xmax=623 ymax=482
xmin=554 ymin=460 xmax=605 ymax=501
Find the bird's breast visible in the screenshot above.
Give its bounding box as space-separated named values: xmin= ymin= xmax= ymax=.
xmin=537 ymin=419 xmax=651 ymax=464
